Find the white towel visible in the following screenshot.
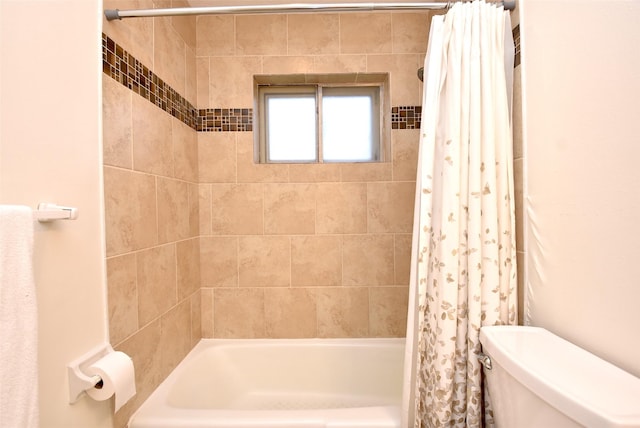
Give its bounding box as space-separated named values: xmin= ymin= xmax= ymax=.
xmin=0 ymin=205 xmax=38 ymax=428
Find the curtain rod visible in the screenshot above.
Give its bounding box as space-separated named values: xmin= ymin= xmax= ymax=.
xmin=105 ymin=1 xmax=515 ymax=21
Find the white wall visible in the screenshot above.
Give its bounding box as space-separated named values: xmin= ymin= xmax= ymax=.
xmin=0 ymin=0 xmax=113 ymax=426
xmin=520 ymin=0 xmax=640 ymax=377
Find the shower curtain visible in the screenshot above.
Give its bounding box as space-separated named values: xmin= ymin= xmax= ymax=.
xmin=402 ymin=1 xmax=517 ymax=427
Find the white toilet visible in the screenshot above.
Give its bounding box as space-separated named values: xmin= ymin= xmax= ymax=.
xmin=479 ymin=326 xmax=640 ymax=428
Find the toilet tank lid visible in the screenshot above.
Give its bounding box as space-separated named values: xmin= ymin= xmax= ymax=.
xmin=479 ymin=326 xmax=640 ymax=428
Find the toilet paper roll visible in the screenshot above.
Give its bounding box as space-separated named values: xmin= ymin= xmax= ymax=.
xmin=86 ymin=351 xmax=136 ymax=412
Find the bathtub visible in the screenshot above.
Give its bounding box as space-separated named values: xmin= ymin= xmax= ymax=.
xmin=128 ymin=338 xmax=405 ymax=428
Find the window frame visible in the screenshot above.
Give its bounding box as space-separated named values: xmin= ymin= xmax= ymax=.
xmin=254 ymin=73 xmax=390 ymax=164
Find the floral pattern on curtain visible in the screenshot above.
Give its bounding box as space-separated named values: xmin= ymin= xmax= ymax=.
xmin=411 ymin=1 xmax=518 ymax=427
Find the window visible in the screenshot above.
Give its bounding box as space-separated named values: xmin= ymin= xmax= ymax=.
xmin=255 ymin=74 xmax=389 ymax=164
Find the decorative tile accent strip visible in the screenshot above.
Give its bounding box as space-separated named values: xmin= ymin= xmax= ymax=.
xmin=392 ymin=106 xmax=422 ymax=130
xmin=197 ymin=108 xmax=253 ymax=132
xmin=102 ymin=33 xmax=421 ymax=133
xmin=513 ymin=24 xmax=521 ymax=67
xmin=102 ymin=34 xmax=198 ymax=130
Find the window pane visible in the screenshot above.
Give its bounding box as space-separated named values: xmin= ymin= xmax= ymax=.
xmin=266 ymin=95 xmax=317 ymax=162
xmin=322 ymin=93 xmax=375 ymax=162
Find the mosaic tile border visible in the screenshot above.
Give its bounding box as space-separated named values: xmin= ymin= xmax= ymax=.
xmin=197 ymin=108 xmax=253 ymax=132
xmin=102 ymin=34 xmax=198 ymax=130
xmin=102 ymin=33 xmax=421 ymax=133
xmin=392 ymin=106 xmax=422 ymax=130
xmin=513 ymin=24 xmax=521 ymax=67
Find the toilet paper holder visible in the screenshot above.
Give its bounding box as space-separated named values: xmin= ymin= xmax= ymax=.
xmin=67 ymin=343 xmax=113 ymax=404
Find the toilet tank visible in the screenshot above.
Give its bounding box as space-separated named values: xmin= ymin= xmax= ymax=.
xmin=479 ymin=326 xmax=640 ymax=428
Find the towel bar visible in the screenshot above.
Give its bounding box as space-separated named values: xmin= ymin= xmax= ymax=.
xmin=36 ymin=203 xmax=78 ymax=222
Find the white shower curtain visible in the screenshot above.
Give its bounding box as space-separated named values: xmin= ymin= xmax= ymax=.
xmin=402 ymin=2 xmax=517 ymax=427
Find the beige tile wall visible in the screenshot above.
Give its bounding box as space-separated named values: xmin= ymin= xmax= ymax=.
xmin=513 ymin=64 xmax=525 ymax=325
xmin=196 ymin=12 xmax=430 ymax=107
xmin=197 ymin=11 xmax=431 ymax=339
xmin=102 ymin=1 xmax=200 ymax=426
xmin=511 ymin=23 xmax=524 ymax=325
xmin=199 ymin=134 xmax=418 ymax=338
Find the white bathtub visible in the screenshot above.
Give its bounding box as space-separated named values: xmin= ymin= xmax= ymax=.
xmin=128 ymin=338 xmax=405 ymax=428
